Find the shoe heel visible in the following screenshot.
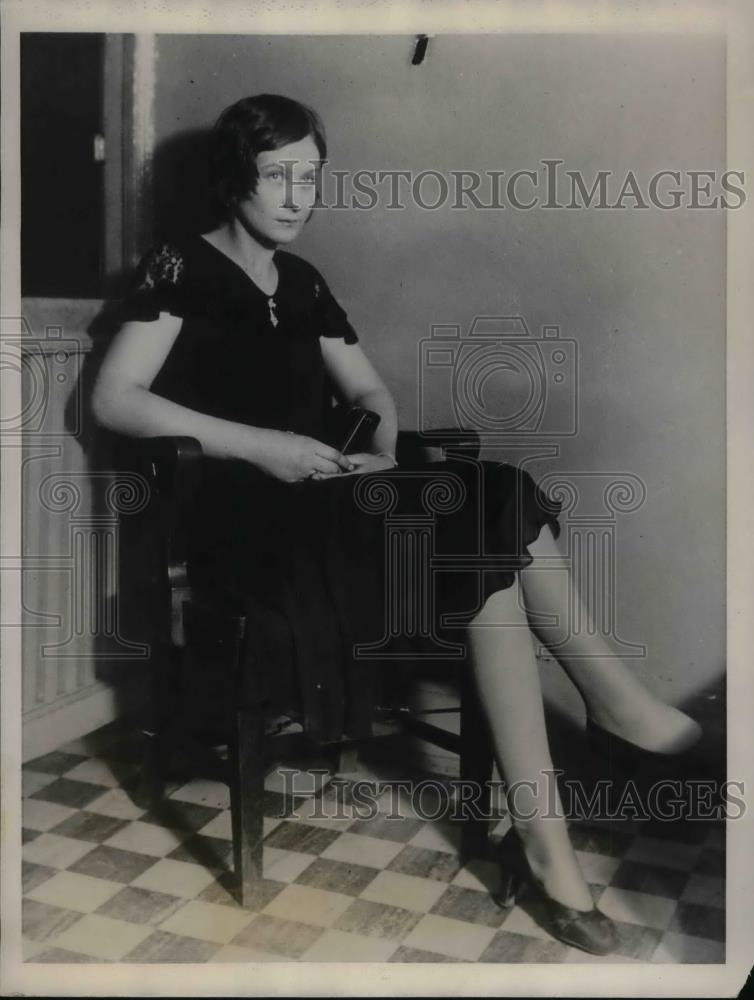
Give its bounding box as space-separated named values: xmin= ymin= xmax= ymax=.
xmin=492 ymin=869 xmax=524 ymax=910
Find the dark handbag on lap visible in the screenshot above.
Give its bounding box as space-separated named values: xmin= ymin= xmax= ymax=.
xmin=324 ymin=402 xmax=381 ymax=454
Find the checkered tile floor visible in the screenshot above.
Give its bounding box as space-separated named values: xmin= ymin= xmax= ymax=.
xmin=21 ymin=722 xmax=725 ymax=964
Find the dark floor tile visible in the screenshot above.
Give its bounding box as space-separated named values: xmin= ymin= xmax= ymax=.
xmin=478 ymin=929 xmax=540 ymax=963
xmin=124 ymin=929 xmax=219 ymax=963
xmin=24 ymin=751 xmax=88 ymax=776
xmin=32 ymin=947 xmax=105 ymax=963
xmin=694 ymin=848 xmax=726 ymax=878
xmin=168 ymin=833 xmax=233 ymax=869
xmin=95 ymin=886 xmax=185 ymax=925
xmin=67 ymin=844 xmax=157 ymax=884
xmin=639 ymin=819 xmax=713 ymax=844
xmin=142 ymin=800 xmax=222 ymax=832
xmin=231 ymin=914 xmax=324 ymax=958
xmin=429 ymin=884 xmax=508 ymax=928
xmin=517 ymin=938 xmax=572 ymax=962
xmin=22 ymin=861 xmax=57 ymax=894
xmin=22 ymin=828 xmax=40 ymax=844
xmin=262 ymin=789 xmax=298 ymax=819
xmin=610 ymin=860 xmax=689 ymax=899
xmin=30 ymin=777 xmax=105 ymax=810
xmin=387 ymin=845 xmax=463 ymax=883
xmin=390 ymin=945 xmax=469 ymax=963
xmin=333 ymin=898 xmax=422 ymax=942
xmin=653 ymin=931 xmax=725 ymax=964
xmin=198 ymin=872 xmax=286 ymax=910
xmin=668 ymin=901 xmax=725 ymax=942
xmin=610 ymin=919 xmax=664 ymax=960
xmin=50 ymin=810 xmax=129 ymax=844
xmin=315 ymin=778 xmax=382 ymax=816
xmin=347 ymin=813 xmax=425 ymax=844
xmin=22 ymin=899 xmax=82 ymax=942
xmin=294 ymin=857 xmax=380 ymax=897
xmin=568 ymin=823 xmax=633 ymax=858
xmin=264 ymin=819 xmax=340 ymax=855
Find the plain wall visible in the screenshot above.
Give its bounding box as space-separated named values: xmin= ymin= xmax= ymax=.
xmin=150 ymin=34 xmax=725 ymax=708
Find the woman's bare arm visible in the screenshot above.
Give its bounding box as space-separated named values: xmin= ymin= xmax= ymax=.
xmin=92 ymin=313 xmax=352 ymax=479
xmin=318 ymin=337 xmax=399 ymax=458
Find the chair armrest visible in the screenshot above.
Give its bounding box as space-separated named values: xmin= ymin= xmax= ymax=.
xmin=141 ymin=435 xmax=205 ymax=509
xmin=396 ymin=428 xmax=481 ymax=465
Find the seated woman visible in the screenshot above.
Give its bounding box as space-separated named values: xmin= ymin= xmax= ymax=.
xmin=91 ymin=93 xmax=701 ymax=956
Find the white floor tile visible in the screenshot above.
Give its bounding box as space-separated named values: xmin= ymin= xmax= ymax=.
xmin=52 ymin=913 xmax=152 ymax=961
xmin=598 ymin=886 xmax=677 ymax=931
xmin=360 ymin=870 xmax=447 ymax=912
xmin=498 ymin=903 xmax=553 ymax=941
xmin=22 ymin=833 xmax=95 ymax=870
xmin=22 ymin=799 xmax=77 ymax=832
xmin=302 ymin=929 xmax=398 ymax=962
xmin=452 ymin=858 xmax=500 ymax=893
xmin=86 ymin=788 xmax=146 ymax=821
xmin=575 ymin=849 xmax=621 ymax=886
xmin=407 ymin=822 xmax=461 ymax=855
xmin=26 ymin=870 xmax=123 ymax=913
xmin=261 ymin=884 xmax=353 ymax=928
xmin=159 ymin=900 xmax=255 ymax=944
xmin=291 ymin=797 xmax=355 ymax=831
xmin=263 ymin=846 xmax=316 ymax=883
xmin=320 ymin=832 xmax=404 ymax=869
xmin=402 ymin=913 xmax=497 ymax=961
xmin=104 ymin=820 xmax=188 ymax=858
xmin=63 ymin=757 xmax=134 ymax=788
xmin=131 ymin=858 xmax=217 ymax=898
xmin=196 ymin=811 xmax=233 ymax=840
xmin=265 ymin=761 xmax=331 ymax=796
xmin=169 ymin=779 xmax=230 ymax=810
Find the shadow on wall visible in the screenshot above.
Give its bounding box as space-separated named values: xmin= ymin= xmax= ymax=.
xmin=152 ymin=127 xmax=215 ymax=241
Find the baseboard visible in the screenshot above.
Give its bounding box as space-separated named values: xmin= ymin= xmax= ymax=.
xmin=22 ymin=678 xmax=146 ymax=763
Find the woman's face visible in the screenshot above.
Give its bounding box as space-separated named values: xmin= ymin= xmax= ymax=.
xmin=235 ymin=135 xmax=321 ymax=248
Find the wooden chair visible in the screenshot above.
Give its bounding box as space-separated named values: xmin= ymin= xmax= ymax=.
xmin=122 ymin=429 xmax=498 ymax=907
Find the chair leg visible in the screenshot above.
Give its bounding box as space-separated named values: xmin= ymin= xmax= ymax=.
xmin=135 ymin=731 xmax=170 ymax=809
xmin=229 ymin=701 xmax=267 ymax=909
xmin=134 ymin=651 xmax=176 ymax=810
xmin=459 ymin=673 xmax=495 ymax=861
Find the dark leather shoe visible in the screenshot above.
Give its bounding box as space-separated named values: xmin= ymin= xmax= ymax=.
xmin=492 ymin=833 xmax=618 ymax=957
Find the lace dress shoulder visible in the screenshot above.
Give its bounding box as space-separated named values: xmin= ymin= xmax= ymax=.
xmin=120 ymin=242 xmax=187 ymax=322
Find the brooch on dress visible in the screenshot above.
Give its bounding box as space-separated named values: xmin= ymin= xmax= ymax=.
xmin=268 ymin=296 xmax=279 ymax=328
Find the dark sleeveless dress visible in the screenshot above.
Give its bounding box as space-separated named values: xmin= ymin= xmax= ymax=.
xmin=120 ymin=235 xmax=562 ymax=741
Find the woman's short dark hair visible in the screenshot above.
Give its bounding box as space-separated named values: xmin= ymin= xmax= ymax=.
xmin=209 ymin=94 xmax=327 ymax=218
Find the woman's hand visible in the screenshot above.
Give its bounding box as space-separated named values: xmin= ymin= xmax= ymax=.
xmin=315 ymin=452 xmax=398 ymax=480
xmin=251 ymin=429 xmax=355 ymax=483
